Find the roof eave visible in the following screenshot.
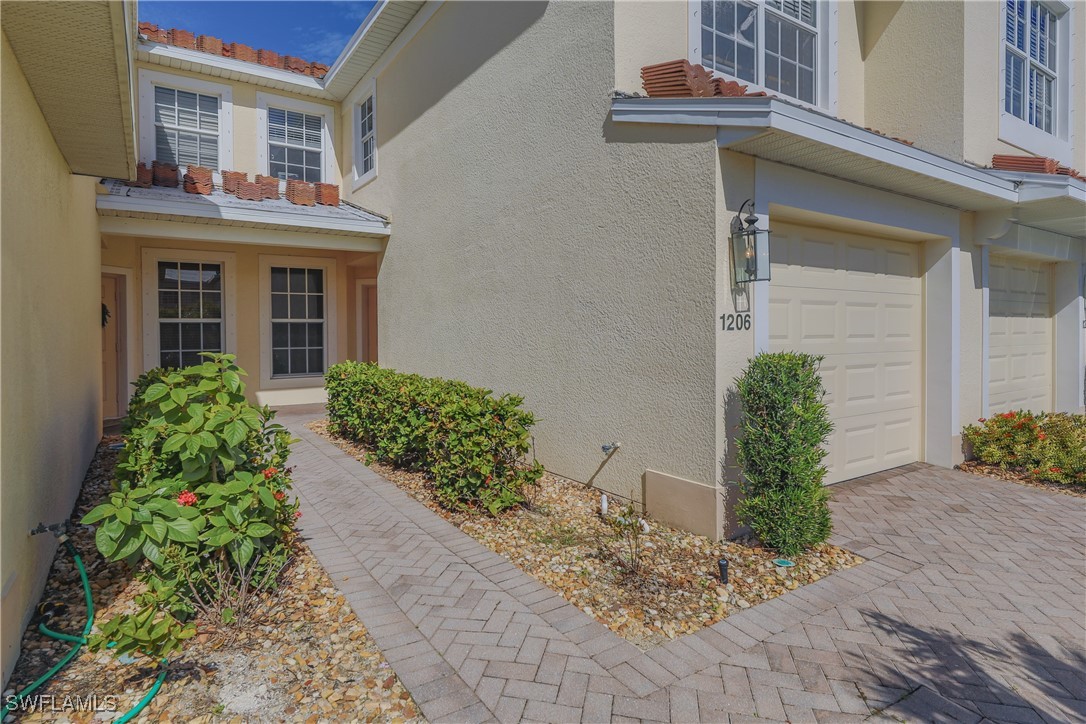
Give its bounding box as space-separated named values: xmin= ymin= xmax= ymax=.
xmin=137 ymin=42 xmax=332 ymax=99
xmin=610 ymin=96 xmax=1021 ymax=208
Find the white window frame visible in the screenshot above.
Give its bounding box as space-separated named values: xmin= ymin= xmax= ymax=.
xmin=257 ymin=254 xmax=338 ymax=390
xmin=255 ymin=93 xmax=337 ymax=184
xmin=688 ymin=0 xmax=838 ymax=113
xmin=138 ymin=69 xmax=233 ymax=170
xmin=998 ymin=0 xmax=1074 ymax=161
xmin=352 ymin=86 xmax=378 ymax=190
xmin=140 ymin=247 xmax=237 ymax=372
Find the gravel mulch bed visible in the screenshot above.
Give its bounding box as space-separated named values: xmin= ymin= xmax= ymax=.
xmin=3 ymin=437 xmax=422 ymax=723
xmin=309 ymin=420 xmax=862 ymax=649
xmin=956 ymin=460 xmax=1086 ymax=499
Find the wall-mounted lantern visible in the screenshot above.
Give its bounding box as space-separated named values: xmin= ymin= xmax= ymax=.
xmin=730 ymin=199 xmax=771 ymax=285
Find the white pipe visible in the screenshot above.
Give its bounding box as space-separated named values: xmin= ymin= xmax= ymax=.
xmin=600 ymin=494 xmax=608 ymax=517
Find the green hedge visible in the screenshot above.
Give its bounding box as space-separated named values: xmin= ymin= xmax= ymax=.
xmin=734 ymin=352 xmax=834 ymax=557
xmin=963 ymin=411 xmax=1085 ymax=486
xmin=326 ymin=361 xmax=543 ymax=514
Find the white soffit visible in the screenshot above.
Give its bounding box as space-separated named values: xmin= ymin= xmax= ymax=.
xmin=2 ymin=0 xmax=137 ymax=179
xmin=990 ymin=171 xmax=1086 ymax=239
xmin=610 ymin=97 xmax=1022 ymax=212
xmin=322 ymin=0 xmax=426 ymax=99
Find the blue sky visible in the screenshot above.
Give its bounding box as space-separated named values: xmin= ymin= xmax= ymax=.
xmin=140 ymin=1 xmax=378 ymax=65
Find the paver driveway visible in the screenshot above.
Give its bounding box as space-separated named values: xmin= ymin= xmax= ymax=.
xmin=278 ymin=406 xmax=1086 ymax=723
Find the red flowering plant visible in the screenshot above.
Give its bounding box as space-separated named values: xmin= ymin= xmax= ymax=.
xmin=82 ymin=354 xmax=300 ymax=662
xmin=963 ymin=410 xmax=1085 ymax=486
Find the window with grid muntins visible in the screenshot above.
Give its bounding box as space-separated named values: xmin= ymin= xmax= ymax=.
xmin=268 ymin=108 xmax=323 ymax=182
xmin=700 ymin=0 xmax=818 ymax=104
xmin=271 ymin=267 xmax=325 ymax=377
xmin=154 ymin=86 xmax=220 ymax=168
xmin=359 ymin=96 xmax=375 ymax=175
xmin=1004 ymin=0 xmax=1058 ymax=134
xmin=157 ymin=261 xmax=222 ymax=369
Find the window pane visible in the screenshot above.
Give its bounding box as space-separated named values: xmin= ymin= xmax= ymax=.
xmin=272 ymin=293 xmax=289 ymax=318
xmin=203 ymin=266 xmax=222 ymax=290
xmin=307 ymin=268 xmax=324 ymax=293
xmin=161 ymin=351 xmax=181 ymax=369
xmin=289 ymin=322 xmax=307 ymax=347
xmin=270 ymin=162 xmax=286 ymax=180
xmin=160 ymin=322 xmax=180 ymax=350
xmin=307 ymin=322 xmax=324 ymax=347
xmin=181 ymin=322 xmax=202 ymax=349
xmin=181 ymin=352 xmax=201 ymax=368
xmin=290 ymin=349 xmax=308 ymax=375
xmin=737 ymin=3 xmax=757 ymax=43
xmin=158 ymin=291 xmax=179 ymax=319
xmin=304 ymin=166 xmax=322 ymax=182
xmin=798 ymin=67 xmax=814 ymax=104
xmin=272 ymin=322 xmax=289 ymax=348
xmin=1005 ymin=50 xmax=1024 ymax=118
xmin=271 ymin=267 xmax=288 ymax=292
xmin=179 ymin=262 xmax=201 ymax=289
xmin=308 ymin=348 xmax=324 ymax=374
xmin=202 ymin=292 xmax=221 ymax=319
xmin=180 ymin=291 xmax=202 ymax=318
xmin=290 ymin=295 xmax=306 ymax=318
xmin=702 ymin=24 xmax=715 ymax=67
xmin=202 ymin=323 xmax=222 ymax=351
xmin=273 ymin=348 xmax=289 ymax=376
xmin=289 ymin=268 xmax=307 ymax=293
xmin=737 ymin=43 xmax=755 ymax=81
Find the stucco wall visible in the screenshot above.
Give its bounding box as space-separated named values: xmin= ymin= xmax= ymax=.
xmin=613 ymin=0 xmax=688 ymax=94
xmin=100 ymin=237 xmax=366 ymax=406
xmin=1 ymin=34 xmax=103 ymax=683
xmin=348 ymin=1 xmax=721 ymax=504
xmin=133 ymin=61 xmax=343 ymax=185
xmin=864 ymin=0 xmax=965 ymax=160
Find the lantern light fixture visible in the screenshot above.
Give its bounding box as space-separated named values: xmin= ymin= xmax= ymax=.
xmin=730 ymin=199 xmax=771 ymax=285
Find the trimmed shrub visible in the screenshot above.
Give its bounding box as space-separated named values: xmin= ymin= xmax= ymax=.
xmin=734 ymin=352 xmax=833 ymax=557
xmin=83 ymin=354 xmax=298 ymax=661
xmin=326 ymin=361 xmax=543 ymax=514
xmin=963 ymin=411 xmax=1085 ymax=486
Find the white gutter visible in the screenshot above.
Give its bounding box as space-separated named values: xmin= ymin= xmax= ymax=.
xmin=611 ymin=96 xmax=1021 ymax=204
xmin=96 ymin=193 xmax=390 ymax=237
xmin=989 ymin=169 xmax=1086 ymax=204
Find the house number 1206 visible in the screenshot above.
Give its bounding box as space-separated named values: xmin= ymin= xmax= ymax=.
xmin=720 ymin=313 xmax=751 ymax=331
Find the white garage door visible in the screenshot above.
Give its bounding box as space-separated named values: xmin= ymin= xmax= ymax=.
xmin=988 ymin=257 xmax=1052 ymax=413
xmin=770 ymin=224 xmax=922 ymax=484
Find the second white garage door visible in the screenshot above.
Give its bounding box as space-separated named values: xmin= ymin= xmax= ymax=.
xmin=770 ymin=224 xmax=922 ymax=484
xmin=988 ymin=256 xmax=1053 ymax=413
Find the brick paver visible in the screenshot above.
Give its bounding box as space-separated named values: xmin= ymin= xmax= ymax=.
xmin=278 ymin=406 xmax=1086 ymax=723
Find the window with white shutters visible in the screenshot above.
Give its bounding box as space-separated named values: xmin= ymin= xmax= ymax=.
xmin=699 ymin=0 xmax=819 ymax=105
xmin=268 ymin=108 xmax=323 ymax=182
xmin=1004 ymin=0 xmax=1059 ymax=134
xmin=154 ymin=86 xmax=220 ymax=168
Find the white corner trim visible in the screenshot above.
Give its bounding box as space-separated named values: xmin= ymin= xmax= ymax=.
xmin=256 ymin=254 xmax=339 ymax=391
xmin=980 ymin=246 xmax=991 ymax=416
xmin=255 ymin=92 xmax=337 ymax=183
xmin=102 ymin=265 xmax=139 ymax=410
xmin=140 ymin=247 xmax=238 ymax=373
xmin=355 ymin=278 xmax=377 ymax=361
xmin=137 ymin=68 xmax=234 ymax=170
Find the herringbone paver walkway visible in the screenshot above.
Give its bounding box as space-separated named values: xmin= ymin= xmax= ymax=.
xmin=278 ymin=406 xmax=1086 ymax=723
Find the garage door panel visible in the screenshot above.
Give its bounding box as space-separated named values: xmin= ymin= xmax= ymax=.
xmin=988 ymin=257 xmax=1052 ymax=413
xmin=770 ymin=224 xmax=922 ymax=485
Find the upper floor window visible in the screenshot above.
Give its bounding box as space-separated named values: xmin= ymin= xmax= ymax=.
xmin=154 ymin=86 xmax=220 ymax=168
xmin=698 ymin=0 xmax=820 ymax=105
xmin=268 ymin=107 xmax=323 ymax=182
xmin=358 ymin=96 xmax=376 ymax=177
xmin=1003 ymin=0 xmax=1058 ymax=134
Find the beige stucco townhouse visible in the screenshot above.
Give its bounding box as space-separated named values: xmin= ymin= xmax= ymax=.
xmin=3 ymin=0 xmax=1084 ymax=684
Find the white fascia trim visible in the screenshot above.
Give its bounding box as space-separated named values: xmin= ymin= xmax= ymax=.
xmin=254 ymin=92 xmax=338 ymax=183
xmin=139 ymin=42 xmax=328 ymax=96
xmin=325 ymin=0 xmax=390 ymax=83
xmin=99 ymin=217 xmax=384 ymax=253
xmin=138 ymin=68 xmax=234 ymax=170
xmin=611 ymin=97 xmax=1021 ymax=202
xmin=989 ymin=170 xmax=1086 ymax=204
xmin=96 ymin=193 xmax=390 ymax=237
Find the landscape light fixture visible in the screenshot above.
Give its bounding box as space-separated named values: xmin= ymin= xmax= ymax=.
xmin=730 ymin=199 xmax=770 ymax=285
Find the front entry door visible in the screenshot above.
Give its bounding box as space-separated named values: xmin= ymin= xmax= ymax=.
xmin=101 ymin=275 xmax=122 ymax=418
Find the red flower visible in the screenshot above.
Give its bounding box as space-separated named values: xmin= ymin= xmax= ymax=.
xmin=1037 ymin=433 xmax=1047 ymax=441
xmin=263 ymin=467 xmax=278 ymax=480
xmin=977 ymin=418 xmax=986 ymax=423
xmin=274 ymin=490 xmax=286 ymax=501
xmin=1001 ymin=412 xmax=1016 ymax=419
xmin=294 ymin=510 xmax=302 ymax=519
xmin=1031 ymin=469 xmax=1041 ymax=475
xmin=1049 ymin=467 xmax=1062 ymax=473
xmin=177 ymin=490 xmax=197 ymax=507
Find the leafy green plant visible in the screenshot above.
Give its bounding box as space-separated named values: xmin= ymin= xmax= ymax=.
xmin=963 ymin=411 xmax=1085 ymax=486
xmin=83 ymin=354 xmax=298 ymax=662
xmin=326 ymin=361 xmax=543 ymax=514
xmin=733 ymin=352 xmax=833 ymax=558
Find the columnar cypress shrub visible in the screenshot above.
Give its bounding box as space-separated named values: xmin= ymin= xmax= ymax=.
xmin=734 ymin=352 xmax=833 ymax=557
xmin=326 ymin=361 xmax=543 ymax=514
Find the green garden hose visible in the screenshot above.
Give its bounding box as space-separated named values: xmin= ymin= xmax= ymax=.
xmin=2 ymin=535 xmax=167 ymax=722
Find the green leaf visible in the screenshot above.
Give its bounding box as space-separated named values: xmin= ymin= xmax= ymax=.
xmin=223 ymin=420 xmax=247 ymax=447
xmin=170 ymin=388 xmax=189 ymax=407
xmin=223 ymin=369 xmax=241 ymax=393
xmin=142 ymin=539 xmax=165 ymax=567
xmin=246 ymin=522 xmax=274 ymax=537
xmin=230 ymin=535 xmax=255 ymax=567
xmin=116 ymin=506 xmax=133 ymax=525
xmin=96 ymin=525 xmax=119 ymax=558
xmin=221 ymin=608 xmax=236 ymax=624
xmin=203 ymin=526 xmax=235 ymax=547
xmin=257 ymin=486 xmax=277 ymax=509
xmin=162 ymin=433 xmax=188 ymax=453
xmin=165 ymin=517 xmax=199 ymax=543
xmin=143 ymin=383 xmax=169 ymax=402
xmin=142 ymin=518 xmax=167 ymax=543
xmin=115 ymin=533 xmax=144 ymax=560
xmin=82 ymin=503 xmax=116 ymax=525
